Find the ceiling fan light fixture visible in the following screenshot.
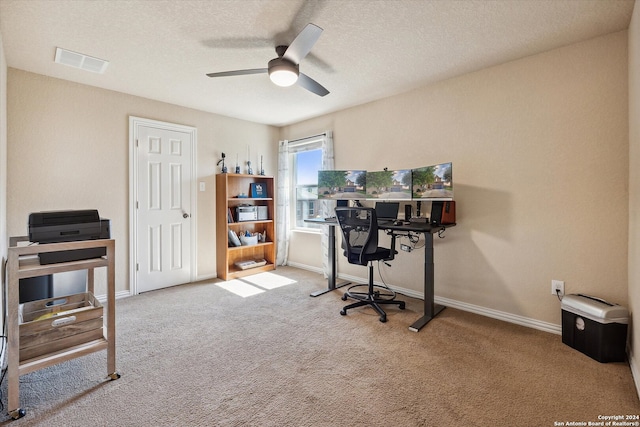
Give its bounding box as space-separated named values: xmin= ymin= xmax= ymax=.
xmin=268 ymin=58 xmax=299 ymax=87
xmin=270 ymin=69 xmax=298 ymax=87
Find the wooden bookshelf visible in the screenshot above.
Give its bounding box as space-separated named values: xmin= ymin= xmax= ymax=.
xmin=216 ymin=174 xmax=276 ymax=280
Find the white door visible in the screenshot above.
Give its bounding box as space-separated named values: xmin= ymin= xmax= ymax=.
xmin=130 ymin=117 xmax=197 ymax=293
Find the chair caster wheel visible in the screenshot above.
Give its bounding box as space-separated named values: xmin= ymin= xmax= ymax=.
xmin=399 ymin=302 xmax=406 ymax=310
xmin=341 ymin=294 xmax=348 ymax=301
xmin=10 ymin=408 xmax=26 ymax=419
xmin=379 ymin=316 xmax=387 ymax=323
xmin=340 ymin=309 xmax=347 ymax=316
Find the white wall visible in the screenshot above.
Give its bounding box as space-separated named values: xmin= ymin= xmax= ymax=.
xmin=282 ymin=31 xmax=629 ymax=328
xmin=6 ymin=70 xmax=278 ymax=295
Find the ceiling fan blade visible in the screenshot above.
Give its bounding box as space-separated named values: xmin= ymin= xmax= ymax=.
xmin=206 ymin=68 xmax=267 ymax=78
xmin=283 ymin=23 xmax=323 ymax=65
xmin=298 ymin=73 xmax=329 ymax=97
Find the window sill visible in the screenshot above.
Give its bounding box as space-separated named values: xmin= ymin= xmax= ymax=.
xmin=292 ymin=228 xmax=321 ymax=235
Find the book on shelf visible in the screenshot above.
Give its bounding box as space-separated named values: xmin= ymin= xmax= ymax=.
xmin=235 ymin=259 xmax=267 ymax=270
xmin=227 ymin=207 xmax=234 ymax=223
xmin=250 ymin=183 xmax=267 ymax=198
xmin=228 ymin=229 xmax=241 ymax=247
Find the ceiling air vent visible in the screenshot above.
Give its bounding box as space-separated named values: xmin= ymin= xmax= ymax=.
xmin=54 ymin=47 xmax=109 ymax=74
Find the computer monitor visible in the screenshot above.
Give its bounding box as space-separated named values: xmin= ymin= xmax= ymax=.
xmin=365 ymin=169 xmax=412 ymax=200
xmin=411 ymin=162 xmax=453 ymax=200
xmin=318 ymin=170 xmax=367 ymax=200
xmin=374 ymin=202 xmax=400 ymax=221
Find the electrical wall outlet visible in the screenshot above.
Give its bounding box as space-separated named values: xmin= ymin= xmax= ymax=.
xmin=551 ymin=280 xmax=565 ymax=297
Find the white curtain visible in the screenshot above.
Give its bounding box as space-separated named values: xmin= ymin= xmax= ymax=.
xmin=276 ymin=132 xmax=334 ymax=275
xmin=319 ymin=132 xmax=335 ymax=278
xmin=276 ymin=140 xmax=290 ymax=265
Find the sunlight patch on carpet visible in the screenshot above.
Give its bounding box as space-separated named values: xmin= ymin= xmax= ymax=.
xmin=215 ymin=279 xmax=265 ymax=297
xmin=242 ymin=272 xmax=297 ymax=290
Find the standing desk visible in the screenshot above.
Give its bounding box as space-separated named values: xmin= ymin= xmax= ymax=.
xmin=304 ymin=218 xmax=351 ymax=297
xmin=306 ymin=217 xmax=454 ymax=332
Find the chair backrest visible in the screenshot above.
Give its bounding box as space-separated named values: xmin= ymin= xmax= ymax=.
xmin=335 ymin=207 xmax=380 ymax=266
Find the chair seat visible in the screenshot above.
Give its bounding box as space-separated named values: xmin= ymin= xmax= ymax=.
xmin=345 ymin=246 xmax=392 ymax=265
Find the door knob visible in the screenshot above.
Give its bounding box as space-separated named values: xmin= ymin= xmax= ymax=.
xmin=183 ymin=212 xmax=189 ymax=218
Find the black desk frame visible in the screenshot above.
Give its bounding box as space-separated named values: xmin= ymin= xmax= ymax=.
xmin=306 ymin=218 xmax=453 ymax=331
xmin=305 ymin=218 xmax=350 ymax=297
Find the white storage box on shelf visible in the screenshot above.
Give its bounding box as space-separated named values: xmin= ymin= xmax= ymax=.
xmin=239 ymin=234 xmax=258 ymax=246
xmin=561 ymin=294 xmax=628 ymax=363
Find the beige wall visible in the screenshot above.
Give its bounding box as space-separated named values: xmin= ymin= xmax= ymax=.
xmin=282 ymin=31 xmax=629 ymax=327
xmin=0 ymin=6 xmax=634 ymax=338
xmin=6 ymin=69 xmax=278 ymax=295
xmin=628 ymin=0 xmax=640 ymax=388
xmin=0 ymin=32 xmax=7 ymax=295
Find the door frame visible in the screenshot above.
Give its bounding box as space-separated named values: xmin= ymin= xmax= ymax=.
xmin=128 ymin=116 xmax=198 ymax=295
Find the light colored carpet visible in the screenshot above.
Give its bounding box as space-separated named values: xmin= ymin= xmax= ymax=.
xmin=1 ymin=266 xmax=638 ymax=426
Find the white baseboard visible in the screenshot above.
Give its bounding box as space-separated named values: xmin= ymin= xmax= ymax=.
xmin=342 ymin=271 xmax=562 ymax=334
xmin=285 ymin=261 xmax=324 ymax=276
xmin=433 ymin=295 xmax=562 ymax=335
xmin=285 ymin=262 xmax=562 ymax=335
xmin=95 ymin=290 xmax=133 ymax=303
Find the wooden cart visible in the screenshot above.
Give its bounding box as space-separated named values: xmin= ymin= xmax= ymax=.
xmin=6 ymin=237 xmax=119 ymax=419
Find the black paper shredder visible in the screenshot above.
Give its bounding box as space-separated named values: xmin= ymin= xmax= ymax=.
xmin=561 ymin=294 xmax=628 ymax=363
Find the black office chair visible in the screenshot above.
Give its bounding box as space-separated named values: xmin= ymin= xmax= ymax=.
xmin=335 ymin=207 xmax=405 ymax=323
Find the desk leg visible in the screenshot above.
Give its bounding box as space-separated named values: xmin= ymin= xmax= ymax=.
xmin=310 ymin=224 xmax=350 ymax=297
xmin=409 ymin=232 xmax=445 ymax=332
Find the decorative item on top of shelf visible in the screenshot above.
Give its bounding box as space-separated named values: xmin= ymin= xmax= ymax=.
xmin=250 ymin=183 xmax=268 ymax=198
xmin=235 ymin=153 xmax=241 ymax=174
xmin=217 ymin=152 xmax=228 ymax=173
xmin=259 ymin=155 xmax=265 ymax=176
xmin=246 ymin=145 xmax=253 ymax=175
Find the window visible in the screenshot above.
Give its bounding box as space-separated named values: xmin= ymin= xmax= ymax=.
xmin=290 ymin=137 xmax=323 ymax=231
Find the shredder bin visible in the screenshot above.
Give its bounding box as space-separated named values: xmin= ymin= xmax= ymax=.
xmin=561 ymin=294 xmax=628 ymax=363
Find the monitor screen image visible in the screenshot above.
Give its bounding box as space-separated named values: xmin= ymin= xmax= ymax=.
xmin=365 ymin=169 xmax=412 ymax=199
xmin=411 ymin=162 xmax=453 ymax=200
xmin=318 ymin=170 xmax=367 ymax=199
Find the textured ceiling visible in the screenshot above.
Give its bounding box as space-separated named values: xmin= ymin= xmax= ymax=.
xmin=0 ymin=0 xmax=635 ymax=126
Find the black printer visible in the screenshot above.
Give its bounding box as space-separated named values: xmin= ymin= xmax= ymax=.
xmin=28 ymin=209 xmax=110 ymax=264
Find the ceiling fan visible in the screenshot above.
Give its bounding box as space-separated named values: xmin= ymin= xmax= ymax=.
xmin=206 ymin=23 xmax=329 ymax=97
